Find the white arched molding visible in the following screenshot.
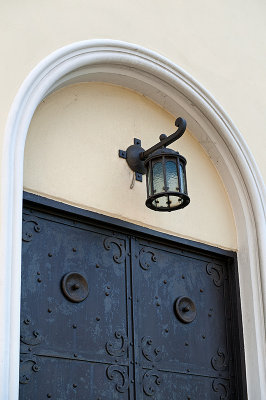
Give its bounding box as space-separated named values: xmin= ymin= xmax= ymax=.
xmin=1 ymin=40 xmax=265 ymax=399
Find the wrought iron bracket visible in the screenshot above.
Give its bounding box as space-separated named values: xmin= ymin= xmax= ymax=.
xmin=118 ymin=118 xmax=186 ymax=183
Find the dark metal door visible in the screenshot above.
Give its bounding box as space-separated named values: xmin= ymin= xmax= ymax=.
xmin=20 ymin=197 xmax=246 ymax=399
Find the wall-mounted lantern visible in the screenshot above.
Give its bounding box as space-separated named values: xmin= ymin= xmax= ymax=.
xmin=119 ymin=117 xmax=190 ymax=212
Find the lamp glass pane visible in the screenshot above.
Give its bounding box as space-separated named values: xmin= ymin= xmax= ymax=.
xmin=179 ymin=161 xmax=187 ymax=193
xmin=147 ymin=162 xmax=152 ymax=196
xmin=152 ymin=161 xmax=164 ymax=194
xmin=166 ymin=161 xmax=178 ymax=192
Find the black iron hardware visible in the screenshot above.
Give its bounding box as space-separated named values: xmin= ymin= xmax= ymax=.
xmin=22 ymin=217 xmax=41 ymax=242
xmin=106 ymin=331 xmax=128 ymax=357
xmin=142 ymin=369 xmax=162 ymax=396
xmin=19 ymin=357 xmax=40 ymax=384
xmin=206 ymin=263 xmax=225 ymax=287
xmin=119 ymin=117 xmax=190 ymax=211
xmin=175 ymin=296 xmax=196 ymax=323
xmin=141 ymin=336 xmax=162 ymax=362
xmin=19 ymin=194 xmax=247 ymax=400
xmin=211 ymin=347 xmax=228 ymax=371
xmin=139 ymin=247 xmax=157 ymax=270
xmin=103 ymin=237 xmax=126 ymax=264
xmin=61 ymin=272 xmax=89 ymax=303
xmin=106 ymin=365 xmax=129 ymax=393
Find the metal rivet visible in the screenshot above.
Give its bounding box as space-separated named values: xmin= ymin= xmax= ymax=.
xmin=47 ymin=394 xmax=52 ymax=398
xmin=128 ymin=252 xmax=131 ymax=256
xmin=72 ymin=248 xmax=77 ymax=252
xmin=96 ymin=317 xmax=100 ymax=321
xmin=131 ymin=379 xmax=134 ymax=383
xmin=182 ymin=275 xmax=185 ymax=279
xmin=163 ymin=280 xmax=167 ymax=284
xmin=187 ymin=368 xmax=190 ymax=372
xmin=74 ymin=353 xmax=78 ymax=358
xmin=156 ymin=302 xmax=160 ymax=306
xmin=24 ymin=318 xmax=30 ymax=325
xmin=185 ymin=342 xmax=189 ymax=346
xmin=107 ymin=286 xmax=110 ymax=290
xmin=72 ymin=283 xmax=80 ymax=290
xmin=48 ymin=253 xmax=52 ymax=257
xmin=115 ymin=359 xmax=118 ymax=363
xmin=73 ymin=324 xmax=77 ymax=329
xmin=165 ymin=329 xmax=169 ymax=333
xmin=37 ymin=278 xmax=42 ymax=283
xmin=105 ymin=292 xmax=109 ymax=296
xmin=208 ymin=313 xmax=212 ymax=317
xmin=202 ymin=335 xmax=206 ymax=339
xmin=96 ymin=264 xmax=100 ymax=268
xmin=155 ymin=296 xmax=158 ymax=299
xmin=200 ymin=289 xmax=203 ymax=293
xmin=48 ymin=309 xmax=52 ymax=313
xmin=20 ymin=358 xmax=23 ymax=362
xmin=128 ymin=296 xmax=132 ymax=300
xmin=130 ymin=342 xmax=133 ymax=346
xmin=37 ymin=272 xmax=41 ymax=275
xmin=73 ymin=383 xmax=77 ymax=388
xmin=28 ymin=347 xmax=32 ymax=352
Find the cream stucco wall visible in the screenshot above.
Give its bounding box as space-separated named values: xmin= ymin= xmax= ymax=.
xmin=1 ymin=2 xmax=266 ymax=398
xmin=24 ymin=82 xmax=237 ymax=250
xmin=1 ymin=0 xmax=265 ymax=184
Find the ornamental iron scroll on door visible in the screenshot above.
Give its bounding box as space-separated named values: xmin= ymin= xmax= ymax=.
xmin=19 ymin=193 xmax=247 ymax=399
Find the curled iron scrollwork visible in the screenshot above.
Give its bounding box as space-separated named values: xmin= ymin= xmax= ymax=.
xmin=106 ymin=365 xmax=129 ymax=393
xmin=20 ymin=329 xmax=42 ymax=347
xmin=141 ymin=336 xmax=162 ymax=362
xmin=142 ymin=369 xmax=162 ymax=396
xmin=19 ymin=356 xmax=40 ymax=384
xmin=106 ymin=331 xmax=128 ymax=357
xmin=22 ymin=217 xmax=41 ymax=242
xmin=211 ymin=347 xmax=228 ymax=371
xmin=212 ymin=378 xmax=230 ymax=400
xmin=139 ymin=247 xmax=157 ymax=271
xmin=206 ymin=263 xmax=225 ymax=287
xmin=103 ymin=237 xmax=126 ymax=264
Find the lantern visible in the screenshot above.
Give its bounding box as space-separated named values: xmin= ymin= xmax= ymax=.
xmin=119 ymin=117 xmax=190 ymax=212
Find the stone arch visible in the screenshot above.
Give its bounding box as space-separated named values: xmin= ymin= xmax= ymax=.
xmin=1 ymin=39 xmax=265 ymax=398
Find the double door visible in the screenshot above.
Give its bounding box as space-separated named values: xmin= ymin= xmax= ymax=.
xmin=19 ymin=200 xmax=245 ymax=399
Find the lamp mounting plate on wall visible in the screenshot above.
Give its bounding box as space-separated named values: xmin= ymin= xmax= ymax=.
xmin=119 ymin=138 xmax=145 ymax=182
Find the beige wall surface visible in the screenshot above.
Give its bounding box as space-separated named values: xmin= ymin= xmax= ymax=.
xmin=1 ymin=0 xmax=266 ymax=184
xmin=24 ymin=83 xmax=237 ymax=250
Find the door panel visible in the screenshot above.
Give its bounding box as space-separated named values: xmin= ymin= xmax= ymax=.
xmin=132 ymin=238 xmax=232 ymax=399
xmin=20 ymin=209 xmax=133 ymax=399
xmin=20 ymin=199 xmax=244 ymax=399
